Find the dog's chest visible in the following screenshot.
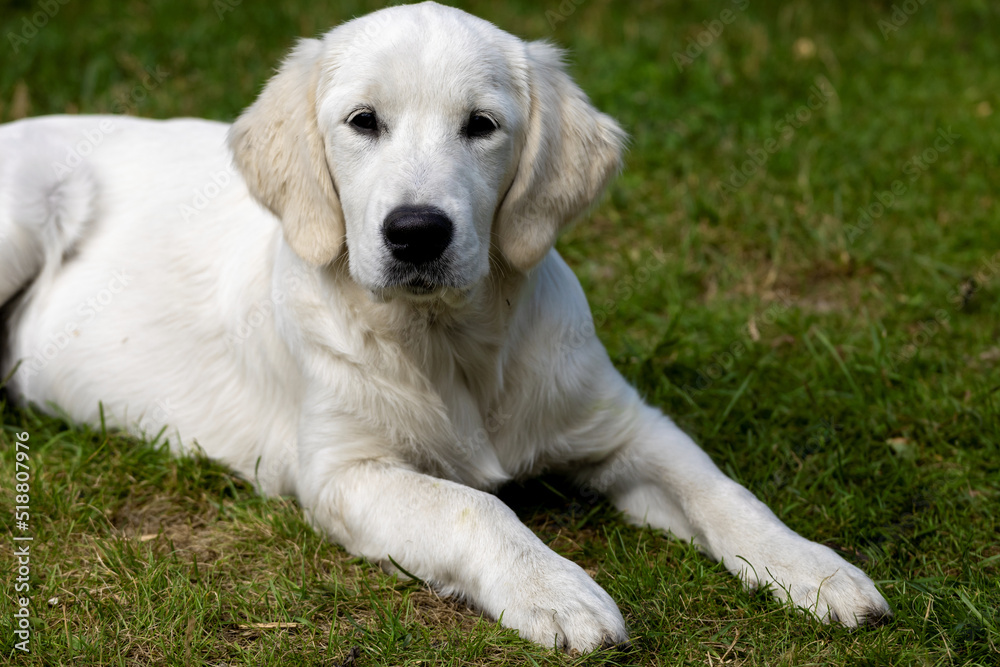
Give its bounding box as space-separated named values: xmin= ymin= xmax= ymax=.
xmin=415 ymin=326 xmax=515 ymax=489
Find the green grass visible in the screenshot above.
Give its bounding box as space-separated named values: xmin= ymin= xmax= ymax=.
xmin=2 ymin=0 xmax=999 ymax=664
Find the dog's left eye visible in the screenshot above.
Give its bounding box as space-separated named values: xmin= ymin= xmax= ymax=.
xmin=465 ymin=113 xmax=498 ymax=138
xmin=349 ymin=110 xmax=378 ymax=133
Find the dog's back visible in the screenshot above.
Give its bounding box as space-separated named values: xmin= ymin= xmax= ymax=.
xmin=0 ymin=117 xmax=99 ymax=308
xmin=0 ymin=116 xmax=301 ymax=494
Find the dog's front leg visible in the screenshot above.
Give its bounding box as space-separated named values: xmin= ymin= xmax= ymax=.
xmin=577 ymin=390 xmax=891 ymax=627
xmin=297 ymin=453 xmax=627 ymax=652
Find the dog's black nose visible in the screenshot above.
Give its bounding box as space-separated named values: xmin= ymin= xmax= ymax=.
xmin=382 ymin=206 xmax=453 ymax=265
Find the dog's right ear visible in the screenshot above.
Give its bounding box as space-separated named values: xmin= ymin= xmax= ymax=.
xmin=494 ymin=41 xmax=626 ymax=273
xmin=228 ymin=39 xmax=345 ymax=266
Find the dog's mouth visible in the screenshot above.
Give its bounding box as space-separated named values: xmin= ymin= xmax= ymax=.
xmin=404 ymin=277 xmax=437 ymax=295
xmin=371 ymin=274 xmax=473 ymax=307
xmin=381 ymin=263 xmax=463 ymax=297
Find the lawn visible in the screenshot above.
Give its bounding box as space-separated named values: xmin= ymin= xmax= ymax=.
xmin=1 ymin=0 xmax=998 ymax=664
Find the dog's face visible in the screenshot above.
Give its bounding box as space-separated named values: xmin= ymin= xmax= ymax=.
xmin=229 ymin=1 xmax=625 ymax=301
xmin=316 ymin=7 xmax=525 ymax=299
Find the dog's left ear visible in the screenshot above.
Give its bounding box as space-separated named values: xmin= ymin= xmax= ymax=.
xmin=228 ymin=39 xmax=345 ymax=266
xmin=496 ymin=41 xmax=626 ymax=272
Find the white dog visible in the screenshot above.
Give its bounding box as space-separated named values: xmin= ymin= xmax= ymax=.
xmin=0 ymin=2 xmax=889 ymax=652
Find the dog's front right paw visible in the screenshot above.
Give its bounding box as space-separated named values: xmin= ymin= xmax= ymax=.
xmin=735 ymin=537 xmax=892 ymax=628
xmin=493 ymin=553 xmax=628 ymax=653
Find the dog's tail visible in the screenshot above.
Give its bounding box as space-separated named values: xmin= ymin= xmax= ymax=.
xmin=0 ymin=121 xmax=97 ymax=307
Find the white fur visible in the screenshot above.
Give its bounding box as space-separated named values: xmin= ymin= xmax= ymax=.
xmin=0 ymin=2 xmax=889 ymax=652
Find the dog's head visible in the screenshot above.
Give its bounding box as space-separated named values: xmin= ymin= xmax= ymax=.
xmin=229 ymin=1 xmax=624 ymax=302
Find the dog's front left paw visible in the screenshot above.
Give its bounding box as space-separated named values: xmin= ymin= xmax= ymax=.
xmin=737 ymin=538 xmax=891 ymax=627
xmin=491 ymin=553 xmax=629 ymax=653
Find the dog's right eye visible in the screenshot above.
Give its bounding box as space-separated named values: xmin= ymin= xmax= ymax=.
xmin=465 ymin=113 xmax=498 ymax=138
xmin=349 ymin=111 xmax=378 ymax=133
